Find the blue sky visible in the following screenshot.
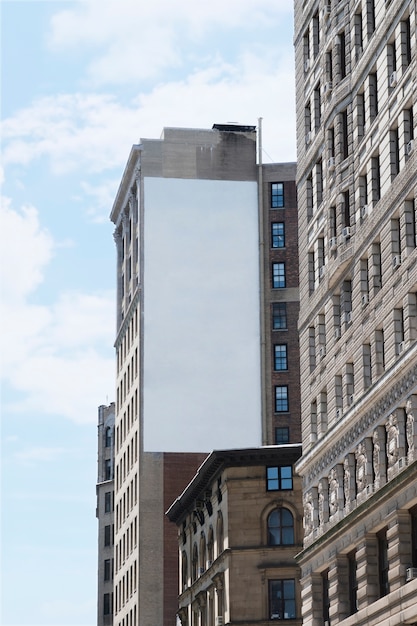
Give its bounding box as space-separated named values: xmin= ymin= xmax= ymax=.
xmin=1 ymin=1 xmax=296 ymax=624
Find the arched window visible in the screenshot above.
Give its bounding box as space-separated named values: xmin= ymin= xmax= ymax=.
xmin=207 ymin=527 xmax=214 ymax=565
xmin=199 ymin=532 xmax=206 ymax=573
xmin=267 ymin=507 xmax=294 ymax=545
xmin=181 ymin=551 xmax=188 ymax=590
xmin=192 ymin=544 xmax=198 ymax=582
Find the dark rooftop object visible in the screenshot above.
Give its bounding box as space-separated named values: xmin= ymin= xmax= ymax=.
xmin=212 ymin=124 xmax=256 ymax=133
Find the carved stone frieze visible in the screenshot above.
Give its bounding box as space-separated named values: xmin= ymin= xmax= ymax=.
xmin=304 ymin=365 xmax=417 ymax=487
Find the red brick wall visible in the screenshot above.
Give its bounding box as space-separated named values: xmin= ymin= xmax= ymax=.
xmin=163 ymin=452 xmax=208 ymax=626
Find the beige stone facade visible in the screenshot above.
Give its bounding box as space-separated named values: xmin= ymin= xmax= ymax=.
xmin=167 ymin=446 xmax=303 ymax=625
xmin=96 ymin=403 xmax=115 ymax=626
xmin=294 ymin=0 xmax=417 ymax=624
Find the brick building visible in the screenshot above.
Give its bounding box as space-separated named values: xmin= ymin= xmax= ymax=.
xmin=293 ymin=0 xmax=417 ymax=624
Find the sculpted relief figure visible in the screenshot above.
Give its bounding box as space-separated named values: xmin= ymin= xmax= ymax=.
xmin=406 ymin=397 xmax=416 ymax=458
xmin=303 ymin=492 xmax=314 ymax=536
xmin=386 ymin=412 xmax=399 ymax=468
xmin=372 ymin=429 xmax=381 ymax=483
xmin=355 ymin=442 xmax=367 ymax=493
xmin=328 ymin=468 xmax=339 ymax=517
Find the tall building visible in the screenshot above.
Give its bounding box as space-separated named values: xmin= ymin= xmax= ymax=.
xmin=104 ymin=124 xmax=300 ymax=626
xmin=96 ymin=403 xmax=116 ymax=626
xmin=294 ymin=0 xmax=417 ymax=624
xmin=166 ymin=445 xmax=303 ymax=626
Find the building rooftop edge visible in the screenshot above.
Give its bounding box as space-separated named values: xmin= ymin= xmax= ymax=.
xmin=166 ymin=444 xmax=302 ymax=522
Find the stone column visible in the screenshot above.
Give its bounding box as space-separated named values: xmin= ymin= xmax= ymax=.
xmin=356 ymin=534 xmax=379 ymax=610
xmin=387 ymin=509 xmax=412 ymax=591
xmin=300 ymin=571 xmax=323 ymax=626
xmin=328 ymin=556 xmax=349 ymax=623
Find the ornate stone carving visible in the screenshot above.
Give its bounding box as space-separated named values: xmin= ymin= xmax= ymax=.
xmin=355 ymin=442 xmax=367 ymax=493
xmin=372 ymin=426 xmax=386 ymax=488
xmin=304 ymin=366 xmax=417 ymax=487
xmin=303 ymin=492 xmax=314 ymax=536
xmin=406 ymin=395 xmax=417 ymax=460
xmin=343 ymin=453 xmax=357 ymax=512
xmin=328 ymin=465 xmax=343 ymax=517
xmin=318 ymin=478 xmax=329 ymax=526
xmin=386 ymin=412 xmax=400 ymax=468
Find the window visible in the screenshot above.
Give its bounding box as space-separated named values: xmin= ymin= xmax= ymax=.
xmin=272 ymin=222 xmax=285 ymax=248
xmin=274 ymin=345 xmax=288 ymax=371
xmin=322 ymin=570 xmax=330 ymax=624
xmin=266 ymin=466 xmax=293 ymax=491
xmin=181 ymin=551 xmax=188 ymax=590
xmin=103 ymin=593 xmax=112 ymax=615
xmin=269 ymin=579 xmax=296 ymax=620
xmin=272 ymin=303 xmax=287 ymax=329
xmin=105 ymin=427 xmax=112 ymax=447
xmin=104 ymin=491 xmax=112 ymax=513
xmin=348 ymin=551 xmax=358 ymax=615
xmin=390 ymin=127 xmax=400 ymax=178
xmin=268 ymin=508 xmax=294 ymax=545
xmin=378 ymin=528 xmax=389 ymax=597
xmin=104 ymin=525 xmax=111 ymax=547
xmin=273 ymin=263 xmax=286 ymax=288
xmin=275 ymin=386 xmax=289 ymax=412
xmin=104 ymin=558 xmax=112 ymax=581
xmin=275 ymin=427 xmax=289 ymax=444
xmin=105 ymin=459 xmax=112 ymax=481
xmin=271 ymin=183 xmax=284 ymax=208
xmin=192 ymin=544 xmax=198 ymax=582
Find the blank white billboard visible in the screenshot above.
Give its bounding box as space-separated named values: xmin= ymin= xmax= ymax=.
xmin=143 ymin=177 xmax=261 ymax=451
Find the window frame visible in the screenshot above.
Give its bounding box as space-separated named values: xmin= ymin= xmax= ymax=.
xmin=268 ymin=579 xmax=296 ymax=620
xmin=266 ymin=465 xmax=293 ymax=491
xmin=267 ymin=507 xmax=295 ymax=546
xmin=275 ymin=385 xmax=289 ymax=412
xmin=275 ymin=427 xmax=289 ymax=444
xmin=274 ymin=344 xmax=288 ymax=371
xmin=273 ymin=263 xmax=286 ymax=289
xmin=272 ymin=222 xmax=285 ymax=248
xmin=272 ymin=303 xmax=287 ymax=330
xmin=104 ymin=491 xmax=112 ymax=513
xmin=271 ymin=183 xmax=285 ymax=208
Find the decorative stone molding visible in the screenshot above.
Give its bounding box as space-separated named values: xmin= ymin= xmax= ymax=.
xmin=304 ymin=365 xmax=417 ymax=487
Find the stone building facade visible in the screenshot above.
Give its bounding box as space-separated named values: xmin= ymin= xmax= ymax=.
xmin=166 ymin=446 xmax=303 ymax=626
xmin=293 ymin=0 xmax=417 ymax=624
xmin=96 ymin=403 xmax=116 ymax=626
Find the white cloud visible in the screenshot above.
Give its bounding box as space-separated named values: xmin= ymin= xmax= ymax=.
xmin=0 ymin=196 xmax=115 ymax=425
xmin=2 ymin=49 xmax=295 ymax=178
